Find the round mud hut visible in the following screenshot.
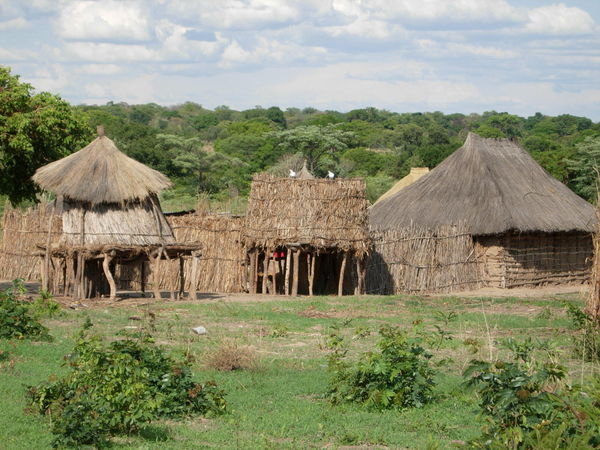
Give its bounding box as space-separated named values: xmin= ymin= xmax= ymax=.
xmin=242 ymin=172 xmax=370 ymax=296
xmin=32 ymin=127 xmax=202 ymax=300
xmin=368 ymin=132 xmax=596 ymax=293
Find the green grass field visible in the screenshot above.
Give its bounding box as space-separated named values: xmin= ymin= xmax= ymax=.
xmin=0 ymin=290 xmax=596 ymax=449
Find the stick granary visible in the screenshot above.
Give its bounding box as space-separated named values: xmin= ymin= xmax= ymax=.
xmin=242 ymin=172 xmax=370 ymax=296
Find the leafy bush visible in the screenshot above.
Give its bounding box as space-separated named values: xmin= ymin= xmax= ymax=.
xmin=29 ymin=290 xmax=62 ymax=319
xmin=326 ymin=324 xmax=436 ymax=410
xmin=564 ymin=302 xmax=600 ymax=361
xmin=464 ymin=340 xmax=600 ymax=449
xmin=0 ymin=283 xmax=51 ymax=341
xmin=28 ymin=322 xmax=226 ymax=447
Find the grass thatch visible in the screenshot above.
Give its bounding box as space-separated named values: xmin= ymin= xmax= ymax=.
xmin=60 ymin=197 xmax=175 ymax=246
xmin=374 ymin=167 xmax=429 ymax=205
xmin=243 ymin=173 xmax=370 ymax=254
xmin=370 ymin=133 xmax=596 ymax=235
xmin=32 ymin=133 xmax=172 ymax=206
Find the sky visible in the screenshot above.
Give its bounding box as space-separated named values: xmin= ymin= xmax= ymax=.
xmin=1 ymin=0 xmax=599 ymax=120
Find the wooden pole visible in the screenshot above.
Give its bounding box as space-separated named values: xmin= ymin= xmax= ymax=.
xmin=356 ymin=255 xmax=363 ymax=295
xmin=41 ymin=202 xmax=56 ymax=292
xmin=338 ymin=252 xmax=348 ymax=296
xmin=189 ymin=250 xmax=200 ymax=300
xmin=272 ymin=249 xmax=278 ymax=295
xmin=72 ymin=252 xmax=80 ymax=301
xmin=140 ymin=258 xmax=146 ymax=294
xmin=152 ymin=247 xmax=162 ymax=300
xmin=102 ymin=252 xmax=116 ymax=300
xmin=249 ymin=249 xmax=257 ymax=294
xmin=262 ymin=248 xmax=270 ymax=294
xmin=178 ymin=255 xmax=185 ymax=299
xmin=308 ymin=252 xmax=315 ymax=297
xmin=284 ymin=248 xmax=292 ymax=296
xmin=292 ymin=249 xmax=300 ymax=296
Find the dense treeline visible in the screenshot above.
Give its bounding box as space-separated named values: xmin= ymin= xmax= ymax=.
xmin=77 ymin=101 xmax=600 ymax=207
xmin=2 ymin=66 xmax=599 ymax=209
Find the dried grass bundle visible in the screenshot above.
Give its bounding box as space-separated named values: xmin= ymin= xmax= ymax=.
xmin=243 ymin=173 xmax=370 ymax=254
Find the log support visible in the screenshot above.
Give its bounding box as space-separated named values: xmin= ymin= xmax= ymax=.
xmin=284 ymin=248 xmax=291 ymax=295
xmin=102 ymin=252 xmax=117 ymax=300
xmin=292 ymin=249 xmax=299 ymax=296
xmin=338 ymin=252 xmax=347 ymax=296
xmin=189 ymin=251 xmax=200 ymax=300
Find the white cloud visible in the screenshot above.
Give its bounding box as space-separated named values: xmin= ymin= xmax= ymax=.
xmin=166 ymin=0 xmax=301 ymax=30
xmin=0 ymin=17 xmax=29 ymax=30
xmin=219 ymin=38 xmax=327 ymax=68
xmin=324 ymin=18 xmax=403 ymax=39
xmin=77 ymin=63 xmax=122 ymax=75
xmin=63 ymin=42 xmax=158 ymax=62
xmin=56 ymin=0 xmax=151 ymax=42
xmin=333 ymin=0 xmax=523 ymax=23
xmin=156 ymin=20 xmax=225 ymax=60
xmin=526 ymin=4 xmax=596 ymax=35
xmin=446 ymin=43 xmax=518 ymax=59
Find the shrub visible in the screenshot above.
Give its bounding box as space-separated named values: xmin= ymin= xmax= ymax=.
xmin=326 ymin=324 xmax=436 ymax=410
xmin=28 ymin=322 xmax=226 ymax=447
xmin=464 ymin=340 xmax=600 ymax=449
xmin=205 ymin=339 xmax=258 ymax=371
xmin=0 ymin=283 xmax=51 ymax=341
xmin=564 ymin=302 xmax=600 ymax=361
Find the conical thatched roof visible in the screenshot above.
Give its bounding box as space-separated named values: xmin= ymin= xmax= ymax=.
xmin=33 ymin=129 xmax=172 ymax=205
xmin=374 ymin=167 xmax=429 ymax=205
xmin=297 ymin=161 xmax=314 ymax=179
xmin=370 ymin=133 xmax=596 ymax=235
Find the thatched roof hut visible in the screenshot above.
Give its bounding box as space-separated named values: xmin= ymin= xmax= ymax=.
xmin=243 ymin=173 xmax=370 ymax=296
xmin=374 ymin=167 xmax=429 ymax=205
xmin=371 ymin=132 xmax=595 ymax=234
xmin=32 ymin=127 xmax=200 ymax=301
xmin=368 ymin=133 xmax=596 ymax=292
xmin=33 ymin=127 xmax=175 ymax=246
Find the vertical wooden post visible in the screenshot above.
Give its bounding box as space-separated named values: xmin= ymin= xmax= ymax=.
xmin=178 ymin=255 xmax=185 ymax=299
xmin=72 ymin=252 xmax=80 ymax=301
xmin=284 ymin=248 xmax=292 ymax=296
xmin=103 ymin=252 xmax=116 ymax=300
xmin=292 ymin=249 xmax=300 ymax=296
xmin=189 ymin=251 xmax=200 ymax=300
xmin=308 ymin=252 xmax=316 ymax=297
xmin=152 ymin=247 xmax=162 ymax=300
xmin=272 ymin=249 xmax=278 ymax=295
xmin=262 ymin=248 xmax=270 ymax=294
xmin=248 ymin=250 xmax=256 ymax=294
xmin=355 ymin=255 xmax=363 ymax=295
xmin=140 ymin=258 xmax=146 ymax=294
xmin=42 ymin=202 xmax=56 ymax=292
xmin=338 ymin=252 xmax=348 ymax=296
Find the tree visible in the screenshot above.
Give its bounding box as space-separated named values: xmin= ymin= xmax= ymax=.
xmin=0 ymin=68 xmax=92 ymax=202
xmin=270 ymin=125 xmax=353 ymax=174
xmin=568 ymin=136 xmax=600 ymax=202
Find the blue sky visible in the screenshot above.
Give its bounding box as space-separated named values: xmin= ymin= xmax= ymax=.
xmin=1 ymin=0 xmax=599 ymax=119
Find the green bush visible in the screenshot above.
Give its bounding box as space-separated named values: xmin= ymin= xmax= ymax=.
xmin=564 ymin=302 xmax=600 ymax=362
xmin=464 ymin=340 xmax=600 ymax=449
xmin=0 ymin=282 xmax=51 ymax=341
xmin=326 ymin=324 xmax=436 ymax=410
xmin=28 ymin=322 xmax=226 ymax=447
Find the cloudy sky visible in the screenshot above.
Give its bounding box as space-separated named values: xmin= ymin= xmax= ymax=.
xmin=1 ymin=0 xmax=599 ymax=119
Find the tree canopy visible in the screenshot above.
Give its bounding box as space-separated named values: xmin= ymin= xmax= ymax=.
xmin=0 ymin=67 xmax=91 ymax=202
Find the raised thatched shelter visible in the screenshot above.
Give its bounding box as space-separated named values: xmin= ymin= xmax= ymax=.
xmin=374 ymin=167 xmax=429 ymax=205
xmin=368 ymin=132 xmax=596 ymax=292
xmin=32 ymin=127 xmax=202 ymax=300
xmin=242 ymin=172 xmax=370 ymax=295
